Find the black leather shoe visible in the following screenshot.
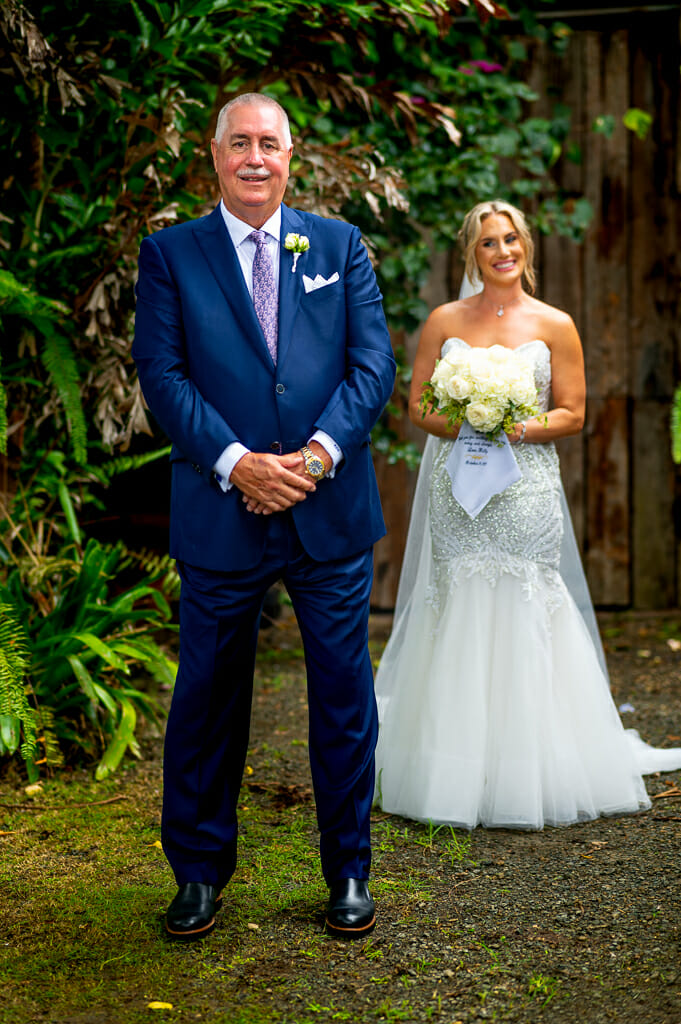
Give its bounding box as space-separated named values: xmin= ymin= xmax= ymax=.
xmin=325 ymin=878 xmax=376 ymax=938
xmin=165 ymin=883 xmax=222 ymax=940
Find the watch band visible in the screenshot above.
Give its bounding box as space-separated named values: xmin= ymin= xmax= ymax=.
xmin=301 ymin=444 xmax=326 ymax=480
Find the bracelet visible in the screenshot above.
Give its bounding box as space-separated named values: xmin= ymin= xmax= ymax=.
xmin=518 ymin=421 xmax=527 ymax=443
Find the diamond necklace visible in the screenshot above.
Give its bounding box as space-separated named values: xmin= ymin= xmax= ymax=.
xmin=484 ymin=293 xmax=523 ymax=318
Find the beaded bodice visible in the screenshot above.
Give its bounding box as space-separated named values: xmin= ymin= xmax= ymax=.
xmin=427 ymin=338 xmax=564 ymax=611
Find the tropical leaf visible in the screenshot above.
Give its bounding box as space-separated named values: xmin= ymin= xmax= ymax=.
xmin=73 ymin=633 xmax=130 ymax=673
xmin=95 ymin=696 xmax=139 ymax=780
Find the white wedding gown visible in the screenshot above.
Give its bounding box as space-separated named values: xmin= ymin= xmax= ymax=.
xmin=374 ymin=337 xmax=681 ymax=830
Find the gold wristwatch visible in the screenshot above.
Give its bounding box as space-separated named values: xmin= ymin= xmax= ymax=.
xmin=300 ymin=444 xmax=326 ymax=481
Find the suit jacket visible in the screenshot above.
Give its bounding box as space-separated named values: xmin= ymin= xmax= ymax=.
xmin=132 ymin=203 xmax=396 ymax=571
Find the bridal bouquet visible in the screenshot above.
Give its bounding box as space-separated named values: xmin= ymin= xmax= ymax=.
xmin=421 ymin=344 xmax=539 ymax=443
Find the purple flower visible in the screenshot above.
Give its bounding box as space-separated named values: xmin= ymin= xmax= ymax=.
xmin=459 ymin=59 xmax=504 ymax=75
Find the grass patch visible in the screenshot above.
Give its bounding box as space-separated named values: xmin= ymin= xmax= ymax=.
xmin=2 ymin=618 xmax=680 ymax=1024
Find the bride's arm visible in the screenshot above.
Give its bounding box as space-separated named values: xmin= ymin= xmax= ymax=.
xmin=408 ymin=306 xmax=462 ymax=439
xmin=512 ymin=310 xmax=585 ymax=444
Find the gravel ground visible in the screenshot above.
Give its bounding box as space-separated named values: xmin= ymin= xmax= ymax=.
xmin=240 ymin=608 xmax=681 ymax=1023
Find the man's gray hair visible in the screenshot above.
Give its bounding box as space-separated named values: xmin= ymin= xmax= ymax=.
xmin=214 ymin=93 xmax=292 ymax=148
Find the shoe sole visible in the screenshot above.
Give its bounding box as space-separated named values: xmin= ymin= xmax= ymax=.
xmin=165 ymin=892 xmax=223 ymax=940
xmin=165 ymin=916 xmax=216 ymax=939
xmin=324 ymin=913 xmax=376 ymax=939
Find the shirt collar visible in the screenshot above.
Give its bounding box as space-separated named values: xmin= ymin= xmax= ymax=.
xmin=219 ymin=200 xmax=282 ymax=247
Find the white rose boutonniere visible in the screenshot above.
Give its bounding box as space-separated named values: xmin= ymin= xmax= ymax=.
xmin=284 ymin=233 xmax=310 ymax=273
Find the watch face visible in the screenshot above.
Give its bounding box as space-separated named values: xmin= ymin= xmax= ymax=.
xmin=307 ymin=457 xmax=325 ymax=478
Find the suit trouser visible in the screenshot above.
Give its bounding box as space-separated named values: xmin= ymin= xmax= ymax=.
xmin=161 ymin=511 xmax=377 ymax=890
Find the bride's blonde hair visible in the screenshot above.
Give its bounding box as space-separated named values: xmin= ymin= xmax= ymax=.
xmin=459 ymin=200 xmax=536 ymax=294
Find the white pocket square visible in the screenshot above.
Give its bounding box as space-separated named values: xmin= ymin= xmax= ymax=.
xmin=302 ymin=271 xmax=340 ymax=294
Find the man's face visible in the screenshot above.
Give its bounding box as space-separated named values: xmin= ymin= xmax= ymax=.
xmin=210 ymin=103 xmax=292 ymax=228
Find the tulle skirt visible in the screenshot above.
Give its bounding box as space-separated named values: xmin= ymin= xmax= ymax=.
xmin=374 ymin=567 xmax=676 ymax=830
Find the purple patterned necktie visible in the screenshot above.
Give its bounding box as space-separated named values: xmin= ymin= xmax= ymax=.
xmin=250 ymin=229 xmax=278 ymax=364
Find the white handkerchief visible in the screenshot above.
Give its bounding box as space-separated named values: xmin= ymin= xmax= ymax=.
xmin=445 ymin=420 xmax=521 ymax=518
xmin=302 ymin=271 xmax=340 ymax=294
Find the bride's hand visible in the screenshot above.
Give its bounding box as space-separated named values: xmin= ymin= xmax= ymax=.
xmin=508 ymin=421 xmax=527 ymax=444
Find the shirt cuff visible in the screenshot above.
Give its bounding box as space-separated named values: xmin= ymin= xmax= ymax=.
xmin=213 ymin=442 xmax=250 ymax=492
xmin=311 ymin=430 xmax=343 ymax=479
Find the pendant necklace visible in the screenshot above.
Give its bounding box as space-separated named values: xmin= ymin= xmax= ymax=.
xmin=486 ymin=294 xmax=522 ymax=318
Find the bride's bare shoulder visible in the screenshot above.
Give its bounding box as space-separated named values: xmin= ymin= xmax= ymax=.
xmin=526 ymin=296 xmax=579 ymax=345
xmin=425 ymin=298 xmax=472 ymax=329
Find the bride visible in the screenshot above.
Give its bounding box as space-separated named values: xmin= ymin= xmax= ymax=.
xmin=374 ymin=199 xmax=681 ymax=830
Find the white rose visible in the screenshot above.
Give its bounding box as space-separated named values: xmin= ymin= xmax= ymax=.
xmin=445 ymin=374 xmax=472 ymax=400
xmin=466 ymin=401 xmax=503 ymax=433
xmin=508 ymin=371 xmax=536 ymax=408
xmin=466 ymin=352 xmax=495 ymax=385
xmin=430 ymin=361 xmax=446 ymax=386
xmin=433 ymin=382 xmax=448 ymax=404
xmin=487 ymin=345 xmax=514 ymax=365
xmin=482 ymin=371 xmax=512 ymax=404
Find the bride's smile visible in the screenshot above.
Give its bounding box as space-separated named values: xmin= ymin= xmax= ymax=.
xmin=475 ymin=212 xmax=526 ymax=286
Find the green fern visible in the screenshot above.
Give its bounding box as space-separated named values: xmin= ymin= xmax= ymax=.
xmin=0 ymin=268 xmax=85 ymax=463
xmin=0 ymin=601 xmax=38 ymax=762
xmin=0 ymin=350 xmax=7 ymax=456
xmin=671 ymin=385 xmax=681 ymax=465
xmin=33 ymin=704 xmax=64 ymax=770
xmin=0 ymin=268 xmax=70 ymax=319
xmin=40 ymin=331 xmax=88 ymax=465
xmin=99 ymin=445 xmax=172 ymax=479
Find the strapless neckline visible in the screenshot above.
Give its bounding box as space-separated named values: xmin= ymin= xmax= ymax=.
xmin=443 ymin=337 xmax=549 ymax=355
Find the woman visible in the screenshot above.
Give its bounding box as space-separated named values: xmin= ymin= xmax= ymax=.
xmin=374 ymin=200 xmax=681 ymax=830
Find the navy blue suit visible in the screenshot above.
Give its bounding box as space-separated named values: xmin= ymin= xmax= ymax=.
xmin=133 ymin=203 xmax=395 ymax=888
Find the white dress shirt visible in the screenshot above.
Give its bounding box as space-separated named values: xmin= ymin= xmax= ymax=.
xmin=211 ymin=200 xmax=343 ymax=490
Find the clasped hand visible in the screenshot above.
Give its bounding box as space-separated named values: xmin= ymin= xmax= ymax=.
xmin=231 ymin=451 xmax=316 ymax=515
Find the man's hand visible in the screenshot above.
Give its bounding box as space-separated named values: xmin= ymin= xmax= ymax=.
xmin=286 ymin=440 xmax=334 ymax=482
xmin=231 ymin=451 xmax=315 ymax=515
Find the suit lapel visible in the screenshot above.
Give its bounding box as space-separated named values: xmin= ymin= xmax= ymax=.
xmin=277 ymin=205 xmax=306 ymax=368
xmin=193 ymin=206 xmax=274 ymax=371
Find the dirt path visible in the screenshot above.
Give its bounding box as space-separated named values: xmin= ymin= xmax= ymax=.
xmin=1 ymin=610 xmax=680 ymax=1023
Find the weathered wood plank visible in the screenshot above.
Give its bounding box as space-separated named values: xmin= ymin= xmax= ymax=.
xmin=580 ymin=30 xmax=631 ymax=603
xmin=536 ymin=31 xmax=588 ymax=548
xmin=629 ymin=15 xmax=680 ymax=607
xmin=584 ymin=397 xmax=630 ymax=605
xmin=632 ymin=400 xmax=676 ymax=608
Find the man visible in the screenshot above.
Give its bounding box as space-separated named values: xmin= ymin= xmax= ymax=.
xmin=132 ymin=93 xmax=395 ymax=940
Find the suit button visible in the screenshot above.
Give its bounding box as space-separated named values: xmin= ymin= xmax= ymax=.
xmin=275 ymin=383 xmax=285 ymax=394
xmin=270 ymin=442 xmax=280 ymax=451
